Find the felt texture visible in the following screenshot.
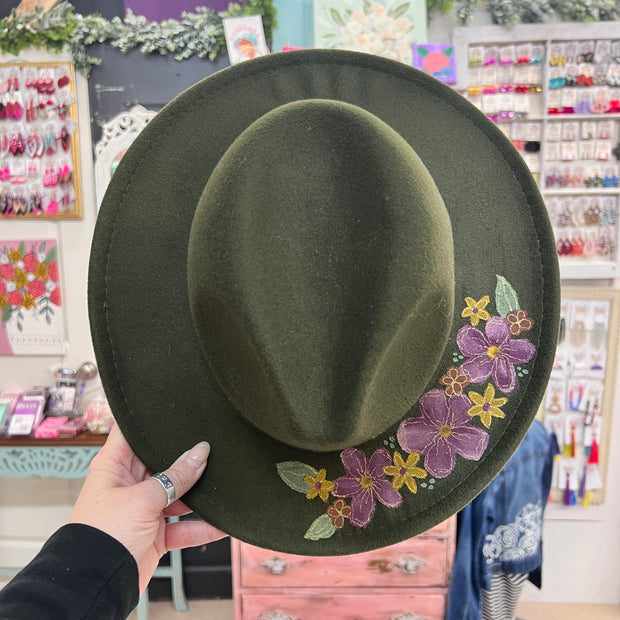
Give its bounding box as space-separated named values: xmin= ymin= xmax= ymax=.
xmin=188 ymin=99 xmax=454 ymax=451
xmin=89 ymin=49 xmax=560 ymax=556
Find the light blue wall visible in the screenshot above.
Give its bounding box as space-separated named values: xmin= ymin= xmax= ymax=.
xmin=272 ymin=0 xmax=314 ymax=51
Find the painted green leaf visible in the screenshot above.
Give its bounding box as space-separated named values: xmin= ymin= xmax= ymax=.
xmin=304 ymin=514 xmax=336 ymax=541
xmin=417 ymin=46 xmax=429 ymax=57
xmin=363 ymin=0 xmax=372 ymax=14
xmin=46 ymin=245 xmax=57 ymax=263
xmin=277 ymin=461 xmax=317 ymax=494
xmin=445 ymin=46 xmax=454 ymax=57
xmin=495 ymin=275 xmax=520 ymax=317
xmin=329 ymin=9 xmax=345 ymax=27
xmin=19 ymin=241 xmax=27 ymax=256
xmin=391 ymin=4 xmax=412 ymax=19
xmin=1 ymin=306 xmax=12 ymax=323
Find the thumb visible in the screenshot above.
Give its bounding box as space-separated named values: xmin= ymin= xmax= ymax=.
xmin=147 ymin=442 xmax=211 ymax=511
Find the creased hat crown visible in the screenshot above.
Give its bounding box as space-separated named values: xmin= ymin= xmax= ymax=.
xmin=188 ymin=99 xmax=455 ymax=451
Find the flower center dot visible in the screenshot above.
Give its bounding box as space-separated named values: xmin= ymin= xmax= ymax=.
xmin=439 ymin=424 xmax=452 ymax=438
xmin=315 ymin=482 xmax=322 ymax=490
xmin=473 ymin=308 xmax=478 ymax=314
xmin=399 ymin=467 xmax=408 ymax=476
xmin=360 ymin=475 xmax=373 ymax=489
xmin=487 ymin=345 xmax=501 ymax=359
xmin=483 ymin=403 xmax=491 ymax=411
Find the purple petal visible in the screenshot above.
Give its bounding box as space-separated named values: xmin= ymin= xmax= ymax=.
xmin=333 ymin=476 xmax=362 ymax=499
xmin=397 ymin=415 xmax=440 ymax=454
xmin=449 ymin=425 xmax=490 ymax=461
xmin=350 ymin=489 xmax=375 ymax=528
xmin=369 ymin=448 xmax=393 ymax=476
xmin=340 ymin=448 xmax=368 ymax=478
xmin=419 ymin=388 xmax=450 ymax=425
xmin=457 ymin=325 xmax=489 ymax=356
xmin=492 ymin=357 xmax=517 ymax=393
xmin=501 ymin=338 xmax=536 ymax=364
xmin=460 ymin=355 xmax=494 ymax=384
xmin=484 ymin=317 xmax=510 ymax=346
xmin=423 ymin=436 xmax=456 ymax=479
xmin=446 ymin=394 xmax=474 ymax=426
xmin=374 ymin=478 xmax=403 ymax=508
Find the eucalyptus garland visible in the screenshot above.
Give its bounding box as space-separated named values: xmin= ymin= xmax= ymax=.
xmin=0 ymin=1 xmax=276 ymax=76
xmin=428 ymin=0 xmax=620 ymax=26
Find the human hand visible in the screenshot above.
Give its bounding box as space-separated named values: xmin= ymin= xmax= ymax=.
xmin=68 ymin=424 xmax=226 ymax=592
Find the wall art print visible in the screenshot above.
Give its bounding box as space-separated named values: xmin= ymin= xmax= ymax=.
xmin=0 ymin=239 xmax=65 ymax=355
xmin=313 ymin=0 xmax=427 ymax=66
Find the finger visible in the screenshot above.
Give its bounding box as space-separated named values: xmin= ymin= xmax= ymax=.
xmin=164 ymin=520 xmax=227 ymax=551
xmin=163 ymin=500 xmax=195 ymax=518
xmin=147 ymin=441 xmax=211 ymax=511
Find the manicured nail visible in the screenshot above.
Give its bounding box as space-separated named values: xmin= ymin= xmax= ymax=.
xmin=184 ymin=441 xmax=211 ymax=470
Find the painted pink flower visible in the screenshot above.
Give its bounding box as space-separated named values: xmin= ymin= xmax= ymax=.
xmin=7 ymin=290 xmax=23 ymax=307
xmin=23 ymin=253 xmax=38 ymax=273
xmin=0 ymin=263 xmax=15 ymax=280
xmin=48 ymin=261 xmax=59 ymax=282
xmin=397 ymin=389 xmax=489 ymax=479
xmin=332 ymin=448 xmax=402 ymax=528
xmin=457 ymin=316 xmax=535 ymax=393
xmin=29 ymin=280 xmax=46 ymax=298
xmin=50 ymin=287 xmax=61 ymax=306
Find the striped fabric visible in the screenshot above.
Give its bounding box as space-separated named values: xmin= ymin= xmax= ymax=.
xmin=481 ymin=572 xmax=529 ymax=620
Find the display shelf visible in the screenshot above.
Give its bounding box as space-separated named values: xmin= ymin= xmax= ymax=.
xmin=454 ymin=23 xmax=620 ymax=281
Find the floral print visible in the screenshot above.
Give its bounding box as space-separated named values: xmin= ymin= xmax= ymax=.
xmin=397 ymin=389 xmax=490 ymax=479
xmin=439 ymin=366 xmax=470 ymax=396
xmin=332 ymin=448 xmax=402 ymax=528
xmin=457 ymin=317 xmax=535 ymax=393
xmin=467 ymin=383 xmax=508 ymax=428
xmin=461 ymin=295 xmax=491 ymax=326
xmin=277 ymin=276 xmax=536 ymax=540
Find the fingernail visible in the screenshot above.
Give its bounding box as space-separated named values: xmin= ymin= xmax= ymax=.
xmin=183 ymin=441 xmax=211 ymax=470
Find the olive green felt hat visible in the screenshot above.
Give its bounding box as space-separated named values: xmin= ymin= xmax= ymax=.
xmin=89 ymin=49 xmax=560 ymax=556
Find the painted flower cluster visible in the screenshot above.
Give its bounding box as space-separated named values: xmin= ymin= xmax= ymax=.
xmin=0 ymin=241 xmax=61 ymax=331
xmin=322 ymin=2 xmax=414 ymax=64
xmin=277 ymin=276 xmax=535 ymax=541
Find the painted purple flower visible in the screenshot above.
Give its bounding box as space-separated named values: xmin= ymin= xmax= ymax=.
xmin=457 ymin=316 xmax=535 ymax=393
xmin=332 ymin=448 xmax=402 ymax=528
xmin=397 ymin=389 xmax=489 ymax=479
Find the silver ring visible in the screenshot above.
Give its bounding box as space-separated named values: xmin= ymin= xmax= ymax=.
xmin=151 ymin=472 xmax=176 ymax=507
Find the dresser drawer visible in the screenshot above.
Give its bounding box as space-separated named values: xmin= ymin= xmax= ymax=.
xmin=240 ymin=536 xmax=449 ymax=589
xmin=240 ymin=592 xmax=446 ymax=620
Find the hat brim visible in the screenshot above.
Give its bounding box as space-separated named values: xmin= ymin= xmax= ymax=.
xmin=89 ymin=50 xmax=559 ymax=555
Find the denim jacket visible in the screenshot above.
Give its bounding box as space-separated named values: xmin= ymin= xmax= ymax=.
xmin=446 ymin=420 xmax=553 ymax=620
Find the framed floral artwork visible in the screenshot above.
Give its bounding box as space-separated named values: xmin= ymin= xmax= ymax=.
xmin=0 ymin=239 xmax=65 ymax=355
xmin=313 ymin=0 xmax=427 ymax=65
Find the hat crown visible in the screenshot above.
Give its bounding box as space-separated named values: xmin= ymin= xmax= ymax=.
xmin=188 ymin=99 xmax=455 ymax=451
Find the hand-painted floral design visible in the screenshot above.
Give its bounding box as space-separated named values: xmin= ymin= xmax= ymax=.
xmin=397 ymin=389 xmax=489 ymax=479
xmin=332 ymin=448 xmax=402 ymax=528
xmin=0 ymin=241 xmax=61 ymax=331
xmin=505 ymin=309 xmax=534 ymax=336
xmin=439 ymin=366 xmax=470 ymax=396
xmin=277 ymin=275 xmax=536 ymax=541
xmin=383 ymin=451 xmax=427 ymax=493
xmin=327 ymin=499 xmax=352 ymax=529
xmin=304 ymin=468 xmax=334 ymax=502
xmin=467 ymin=383 xmax=508 ymax=428
xmin=461 ymin=295 xmax=491 ymax=326
xmin=457 ymin=317 xmax=535 ymax=394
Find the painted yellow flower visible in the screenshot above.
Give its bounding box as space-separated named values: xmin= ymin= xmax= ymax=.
xmin=7 ymin=247 xmax=22 ymax=263
xmin=21 ymin=291 xmax=36 ymax=310
xmin=34 ymin=261 xmax=49 ymax=281
xmin=461 ymin=295 xmax=491 ymax=326
xmin=383 ymin=451 xmax=427 ymax=494
xmin=304 ymin=468 xmax=334 ymax=502
xmin=467 ymin=383 xmax=508 ymax=428
xmin=12 ymin=268 xmax=28 ymax=290
xmin=0 ymin=294 xmax=8 ymax=310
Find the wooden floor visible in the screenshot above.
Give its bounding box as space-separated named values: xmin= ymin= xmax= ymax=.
xmin=129 ymin=600 xmax=620 ymax=619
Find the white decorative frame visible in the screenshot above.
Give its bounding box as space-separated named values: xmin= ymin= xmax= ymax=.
xmin=94 ymin=105 xmax=157 ymax=208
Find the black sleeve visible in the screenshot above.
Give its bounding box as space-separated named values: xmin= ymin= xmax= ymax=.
xmin=0 ymin=523 xmax=139 ymax=620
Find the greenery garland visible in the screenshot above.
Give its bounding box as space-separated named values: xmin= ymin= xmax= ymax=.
xmin=427 ymin=0 xmax=620 ymax=26
xmin=0 ymin=1 xmax=276 ymax=76
xmin=0 ymin=0 xmax=618 ymax=75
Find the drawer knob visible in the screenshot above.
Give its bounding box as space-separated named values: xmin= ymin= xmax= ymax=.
xmin=258 ymin=611 xmax=298 ymax=620
xmin=260 ymin=557 xmax=295 ymax=575
xmin=393 ymin=555 xmax=427 ymax=575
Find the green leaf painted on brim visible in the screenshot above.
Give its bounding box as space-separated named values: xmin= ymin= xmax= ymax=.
xmin=276 ymin=461 xmax=317 ymax=494
xmin=304 ymin=513 xmax=336 ymax=540
xmin=495 ymin=275 xmax=520 ymax=317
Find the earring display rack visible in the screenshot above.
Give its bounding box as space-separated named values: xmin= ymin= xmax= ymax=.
xmin=0 ymin=61 xmax=82 ymax=219
xmin=454 ymin=22 xmax=620 ymax=280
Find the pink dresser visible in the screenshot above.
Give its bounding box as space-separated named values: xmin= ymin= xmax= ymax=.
xmin=231 ymin=516 xmax=456 ymax=620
